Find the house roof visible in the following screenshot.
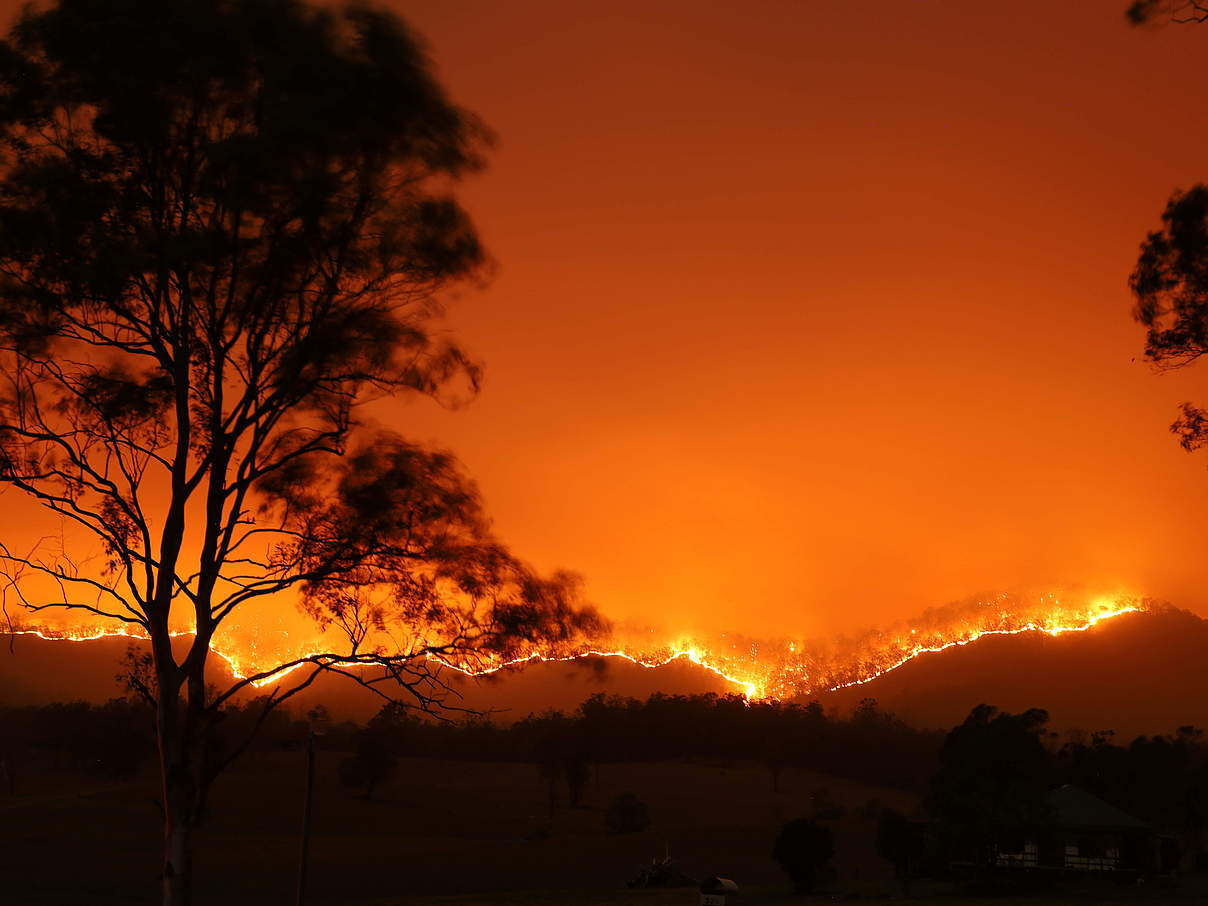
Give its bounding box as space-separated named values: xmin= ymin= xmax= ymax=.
xmin=1046 ymin=785 xmax=1149 ymax=831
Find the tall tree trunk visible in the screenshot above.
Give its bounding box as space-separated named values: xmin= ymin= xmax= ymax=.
xmin=163 ymin=813 xmax=193 ymax=906
xmin=160 ymin=706 xmax=212 ymax=906
xmin=156 ymin=638 xmax=199 ymax=906
xmin=159 ymin=704 xmax=196 ymax=906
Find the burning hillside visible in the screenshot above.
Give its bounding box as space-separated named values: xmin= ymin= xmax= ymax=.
xmin=7 ymin=590 xmax=1148 ymax=703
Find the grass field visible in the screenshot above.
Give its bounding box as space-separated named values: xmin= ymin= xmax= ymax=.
xmin=2 ymin=751 xmax=1205 ymax=905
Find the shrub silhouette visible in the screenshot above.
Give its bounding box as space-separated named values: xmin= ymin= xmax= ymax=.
xmin=605 ymin=792 xmax=651 ymax=833
xmin=772 ymin=817 xmax=834 ymax=893
xmin=877 ymin=807 xmax=925 ymax=895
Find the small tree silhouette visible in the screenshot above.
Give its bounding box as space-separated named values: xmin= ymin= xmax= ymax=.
xmin=605 ymin=792 xmax=651 ymax=834
xmin=339 ymin=705 xmax=409 ymax=800
xmin=339 ymin=742 xmax=396 ymax=801
xmin=772 ymin=817 xmax=834 ymax=894
xmin=877 ymin=807 xmax=924 ymax=896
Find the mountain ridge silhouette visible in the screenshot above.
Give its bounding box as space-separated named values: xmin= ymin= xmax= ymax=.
xmin=3 ymin=606 xmax=1204 ymax=736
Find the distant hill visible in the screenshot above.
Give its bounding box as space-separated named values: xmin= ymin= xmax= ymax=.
xmin=5 ymin=606 xmax=1207 ymax=736
xmin=0 ymin=633 xmax=733 ymax=721
xmin=2 ymin=634 xmax=145 ymax=704
xmin=815 ymin=606 xmax=1208 ymax=738
xmin=0 ymin=634 xmax=242 ymax=706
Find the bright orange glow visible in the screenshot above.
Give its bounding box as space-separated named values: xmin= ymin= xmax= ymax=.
xmin=385 ymin=1 xmax=1208 ymax=640
xmin=9 ymin=592 xmax=1146 ymax=703
xmin=0 ymin=3 xmax=1204 ymax=701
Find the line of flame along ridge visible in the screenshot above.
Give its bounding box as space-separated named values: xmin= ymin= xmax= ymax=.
xmin=8 ymin=592 xmax=1149 ymax=702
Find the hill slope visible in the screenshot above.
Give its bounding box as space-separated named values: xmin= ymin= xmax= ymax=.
xmin=5 ymin=607 xmax=1207 ymax=736
xmin=816 ymin=606 xmax=1208 ymax=737
xmin=0 ymin=632 xmax=733 ymax=719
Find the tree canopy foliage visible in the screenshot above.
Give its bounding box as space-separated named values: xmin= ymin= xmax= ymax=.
xmin=927 ymin=704 xmax=1052 ymax=858
xmin=1127 ymin=5 xmax=1208 ymax=454
xmin=1131 ymin=187 xmax=1208 ymax=454
xmin=0 ymin=0 xmax=597 ymax=687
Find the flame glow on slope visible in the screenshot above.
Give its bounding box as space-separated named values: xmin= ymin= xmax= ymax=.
xmin=6 ymin=592 xmax=1147 ymax=701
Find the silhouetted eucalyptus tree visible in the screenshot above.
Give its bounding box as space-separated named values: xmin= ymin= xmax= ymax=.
xmin=1130 ymin=187 xmax=1208 ymax=457
xmin=0 ymin=1 xmax=599 ymax=903
xmin=1126 ymin=7 xmax=1208 ymax=456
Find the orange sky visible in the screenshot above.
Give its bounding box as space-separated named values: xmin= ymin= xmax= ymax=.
xmin=5 ymin=0 xmax=1208 ymax=651
xmin=369 ymin=0 xmax=1208 ymax=640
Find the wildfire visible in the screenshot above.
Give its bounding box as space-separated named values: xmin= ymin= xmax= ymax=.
xmin=6 ymin=592 xmax=1148 ymax=703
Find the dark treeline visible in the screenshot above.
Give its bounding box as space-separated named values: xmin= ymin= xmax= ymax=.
xmin=0 ymin=692 xmax=940 ymax=796
xmin=921 ymin=705 xmax=1207 ymax=878
xmin=328 ymin=693 xmax=945 ymax=801
xmin=1054 ymin=725 xmax=1206 ymax=845
xmin=1 ymin=689 xmax=1204 ymax=858
xmin=0 ymin=693 xmax=338 ymax=796
xmin=0 ymin=699 xmax=153 ymax=784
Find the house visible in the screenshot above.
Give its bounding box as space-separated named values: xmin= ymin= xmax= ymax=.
xmin=992 ymin=784 xmax=1178 ymax=875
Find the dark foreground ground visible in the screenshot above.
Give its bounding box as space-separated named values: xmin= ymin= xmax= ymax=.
xmin=2 ymin=751 xmax=1205 ymax=905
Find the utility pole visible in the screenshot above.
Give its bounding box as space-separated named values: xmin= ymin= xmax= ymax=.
xmin=296 ymin=708 xmax=327 ymax=906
